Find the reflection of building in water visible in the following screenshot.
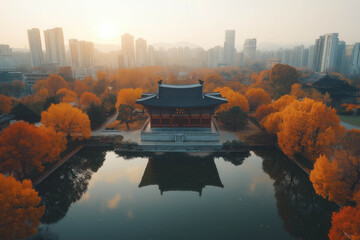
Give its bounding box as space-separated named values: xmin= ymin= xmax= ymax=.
xmin=139 ymin=154 xmax=223 ymax=196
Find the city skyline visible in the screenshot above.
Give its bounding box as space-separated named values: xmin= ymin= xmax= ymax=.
xmin=1 ymin=0 xmax=360 ymax=50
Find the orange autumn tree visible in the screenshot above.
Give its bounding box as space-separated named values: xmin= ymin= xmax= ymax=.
xmin=214 ymin=87 xmax=249 ymax=112
xmin=256 ymin=94 xmax=296 ymax=122
xmin=45 ymin=74 xmax=69 ymax=96
xmin=80 ymin=92 xmax=101 ymax=108
xmin=0 ymin=94 xmax=11 ymax=114
xmin=342 ymin=103 xmax=360 ymax=112
xmin=115 ymin=88 xmax=143 ymax=110
xmin=254 ymin=104 xmax=276 ymax=121
xmin=277 ymin=98 xmax=344 ymax=161
xmin=328 ymin=206 xmax=360 ymax=240
xmin=270 ymin=64 xmax=299 ymax=97
xmin=245 ymin=88 xmax=271 ymax=111
xmin=41 ymin=103 xmax=91 ymax=139
xmin=310 ymin=129 xmax=360 ymax=204
xmin=290 ymin=83 xmax=306 ymax=99
xmin=56 ymin=88 xmax=77 ymax=103
xmin=203 ymin=73 xmax=224 ymax=92
xmin=0 ymin=175 xmax=44 ymax=240
xmin=73 ymin=79 xmax=90 ymax=97
xmin=0 ymin=121 xmax=66 ymax=179
xmin=33 ymin=79 xmax=47 ymax=93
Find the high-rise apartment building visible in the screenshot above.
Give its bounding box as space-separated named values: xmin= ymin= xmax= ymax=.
xmin=44 ymin=27 xmax=66 ymax=65
xmin=243 ymin=38 xmax=256 ymax=62
xmin=207 ymin=46 xmax=224 ymax=68
xmin=320 ymin=33 xmax=339 ymax=72
xmin=136 ymin=38 xmax=148 ymax=67
xmin=27 ymin=28 xmax=44 ymax=67
xmin=313 ymin=35 xmax=325 ymax=72
xmin=307 ymin=45 xmax=315 ymax=68
xmin=69 ymin=39 xmax=95 ymax=67
xmin=224 ymin=30 xmax=235 ymax=66
xmin=0 ymin=44 xmax=12 ymax=56
xmin=350 ymin=43 xmax=360 ymax=75
xmin=148 ymin=45 xmax=155 ymax=66
xmin=121 ymin=33 xmax=135 ymax=67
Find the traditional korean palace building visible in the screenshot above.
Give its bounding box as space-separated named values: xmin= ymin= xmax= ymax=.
xmin=136 ymin=80 xmax=227 ymax=143
xmin=300 ymin=72 xmax=359 ymax=106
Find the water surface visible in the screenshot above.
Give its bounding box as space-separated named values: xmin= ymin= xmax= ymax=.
xmin=30 ymin=148 xmax=337 ymax=240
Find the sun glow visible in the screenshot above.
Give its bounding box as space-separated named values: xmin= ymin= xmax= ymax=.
xmin=97 ymin=24 xmax=116 ymax=39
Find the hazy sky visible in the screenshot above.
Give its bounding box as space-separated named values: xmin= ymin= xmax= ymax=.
xmin=1 ymin=0 xmax=360 ymax=50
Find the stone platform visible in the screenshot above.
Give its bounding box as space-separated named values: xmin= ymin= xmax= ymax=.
xmin=140 ymin=118 xmax=220 ymax=143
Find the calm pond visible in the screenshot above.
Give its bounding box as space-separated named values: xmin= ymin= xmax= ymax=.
xmin=29 ymin=148 xmax=338 ymax=240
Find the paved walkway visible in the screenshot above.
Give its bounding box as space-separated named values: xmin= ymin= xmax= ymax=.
xmin=340 ymin=121 xmax=360 ymax=130
xmin=33 ymin=145 xmax=84 ymax=186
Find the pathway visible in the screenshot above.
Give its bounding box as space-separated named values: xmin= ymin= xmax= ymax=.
xmin=33 ymin=145 xmax=84 ymax=186
xmin=340 ymin=121 xmax=360 ymax=130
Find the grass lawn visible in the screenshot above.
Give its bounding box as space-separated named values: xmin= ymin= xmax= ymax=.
xmin=106 ymin=117 xmax=147 ymax=131
xmin=339 ymin=115 xmax=360 ymax=128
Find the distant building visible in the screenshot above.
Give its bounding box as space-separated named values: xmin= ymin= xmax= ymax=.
xmin=0 ymin=44 xmax=14 ymax=70
xmin=69 ymin=39 xmax=95 ymax=68
xmin=0 ymin=71 xmax=23 ymax=83
xmin=136 ymin=38 xmax=148 ymax=67
xmin=243 ymin=38 xmax=256 ymax=62
xmin=148 ymin=45 xmax=155 ymax=66
xmin=223 ymin=30 xmax=235 ymax=66
xmin=300 ymin=72 xmax=359 ymax=106
xmin=307 ymin=45 xmax=315 ymax=68
xmin=24 ymin=72 xmax=50 ymax=93
xmin=44 ymin=27 xmax=66 ymax=65
xmin=313 ymin=33 xmax=339 ymax=72
xmin=207 ymin=46 xmax=224 ymax=68
xmin=350 ymin=43 xmax=360 ymax=75
xmin=265 ymin=58 xmax=280 ymax=70
xmin=121 ymin=33 xmax=135 ymax=67
xmin=0 ymin=44 xmax=12 ymax=56
xmin=27 ymin=28 xmax=44 ymax=67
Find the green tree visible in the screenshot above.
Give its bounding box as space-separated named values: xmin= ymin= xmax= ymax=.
xmin=86 ymin=104 xmax=106 ymax=130
xmin=102 ymin=93 xmax=117 ymax=117
xmin=42 ymin=96 xmax=60 ymax=111
xmin=12 ymin=80 xmax=25 ymax=97
xmin=92 ymin=79 xmax=108 ymax=96
xmin=11 ymin=102 xmax=41 ymax=123
xmin=217 ymin=106 xmax=248 ymax=131
xmin=117 ymin=104 xmax=133 ymax=130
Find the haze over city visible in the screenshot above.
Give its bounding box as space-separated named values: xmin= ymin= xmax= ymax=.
xmin=1 ymin=1 xmax=360 ymax=240
xmin=2 ymin=0 xmax=360 ymax=50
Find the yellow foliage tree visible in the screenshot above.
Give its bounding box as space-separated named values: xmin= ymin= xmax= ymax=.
xmin=115 ymin=88 xmax=143 ymax=110
xmin=203 ymin=73 xmax=224 ymax=92
xmin=254 ymin=104 xmax=276 ymax=121
xmin=245 ymin=88 xmax=271 ymax=111
xmin=214 ymin=87 xmax=249 ymax=112
xmin=45 ymin=74 xmax=69 ymax=96
xmin=310 ymin=129 xmax=360 ymax=204
xmin=41 ymin=103 xmax=91 ymax=139
xmin=277 ymin=98 xmax=343 ymax=161
xmin=80 ymin=92 xmax=101 ymax=108
xmin=73 ymin=79 xmax=90 ymax=97
xmin=0 ymin=175 xmax=44 ymax=240
xmin=56 ymin=88 xmax=77 ymax=103
xmin=290 ymin=83 xmax=306 ymax=99
xmin=0 ymin=121 xmax=66 ymax=178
